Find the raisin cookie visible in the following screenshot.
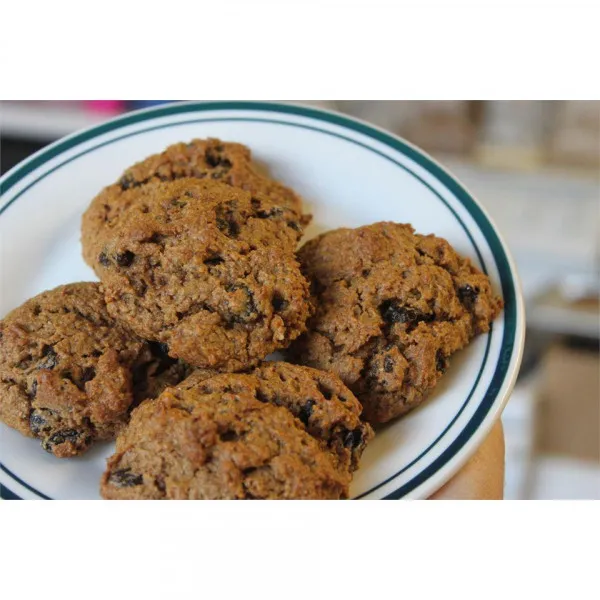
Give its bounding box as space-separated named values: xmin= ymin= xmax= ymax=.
xmin=101 ymin=363 xmax=373 ymax=499
xmin=0 ymin=283 xmax=187 ymax=457
xmin=82 ymin=138 xmax=304 ymax=270
xmin=289 ymin=222 xmax=503 ymax=424
xmin=97 ymin=179 xmax=311 ymax=371
xmin=177 ymin=361 xmax=374 ymax=473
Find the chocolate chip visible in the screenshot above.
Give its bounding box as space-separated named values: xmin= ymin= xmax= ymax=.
xmin=379 ymin=300 xmax=432 ymax=326
xmin=271 ymin=292 xmax=288 ymax=312
xmin=38 ymin=345 xmax=58 ymax=370
xmin=98 ymin=252 xmax=111 ymax=267
xmin=384 ymin=356 xmax=394 ymax=373
xmin=116 ymin=251 xmax=135 ymax=267
xmin=298 ymin=400 xmax=316 ymax=426
xmin=343 ymin=428 xmax=363 ymax=448
xmin=458 ymin=284 xmax=479 ymax=307
xmin=109 ymin=468 xmax=143 ymax=488
xmin=436 ymin=350 xmax=448 ymax=373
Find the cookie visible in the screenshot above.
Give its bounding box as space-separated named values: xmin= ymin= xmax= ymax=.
xmin=100 ymin=376 xmax=354 ymax=500
xmin=81 ymin=138 xmax=304 ymax=270
xmin=97 ymin=179 xmax=311 ymax=371
xmin=177 ymin=361 xmax=374 ymax=473
xmin=0 ymin=283 xmax=187 ymax=457
xmin=289 ymin=222 xmax=503 ymax=424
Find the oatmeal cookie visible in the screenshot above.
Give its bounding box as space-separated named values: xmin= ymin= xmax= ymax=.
xmin=97 ymin=179 xmax=311 ymax=370
xmin=81 ymin=138 xmax=304 ymax=270
xmin=289 ymin=222 xmax=503 ymax=424
xmin=101 ymin=377 xmax=353 ymax=499
xmin=0 ymin=283 xmax=185 ymax=457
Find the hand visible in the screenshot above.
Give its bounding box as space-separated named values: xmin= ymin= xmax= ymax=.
xmin=429 ymin=419 xmax=505 ymax=500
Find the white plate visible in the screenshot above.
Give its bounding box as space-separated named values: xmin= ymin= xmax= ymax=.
xmin=0 ymin=102 xmax=524 ymax=500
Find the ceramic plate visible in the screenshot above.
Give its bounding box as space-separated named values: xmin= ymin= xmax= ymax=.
xmin=0 ymin=101 xmax=524 ymax=500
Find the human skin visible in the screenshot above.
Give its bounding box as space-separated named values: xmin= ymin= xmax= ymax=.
xmin=429 ymin=420 xmax=505 ymax=500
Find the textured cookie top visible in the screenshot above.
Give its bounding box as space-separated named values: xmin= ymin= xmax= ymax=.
xmin=97 ymin=179 xmax=311 ymax=370
xmin=81 ymin=138 xmax=304 ymax=269
xmin=290 ymin=222 xmax=503 ymax=424
xmin=177 ymin=361 xmax=374 ymax=473
xmin=0 ymin=283 xmax=183 ymax=457
xmin=101 ymin=379 xmax=352 ymax=500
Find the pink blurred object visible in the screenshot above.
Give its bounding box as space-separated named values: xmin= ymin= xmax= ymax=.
xmin=83 ymin=101 xmax=125 ymax=115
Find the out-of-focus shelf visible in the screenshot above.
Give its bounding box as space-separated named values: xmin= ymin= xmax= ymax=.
xmin=1 ymin=102 xmax=114 ymax=141
xmin=527 ymin=289 xmax=600 ymax=339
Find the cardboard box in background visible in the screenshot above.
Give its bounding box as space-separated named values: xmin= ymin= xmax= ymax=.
xmin=536 ymin=344 xmax=600 ymax=462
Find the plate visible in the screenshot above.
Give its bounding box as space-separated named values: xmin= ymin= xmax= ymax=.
xmin=0 ymin=101 xmax=524 ymax=500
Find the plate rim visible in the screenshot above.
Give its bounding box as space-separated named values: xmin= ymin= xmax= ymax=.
xmin=0 ymin=101 xmax=525 ymax=500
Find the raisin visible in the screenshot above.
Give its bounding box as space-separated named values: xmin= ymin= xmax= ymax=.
xmin=149 ymin=341 xmax=172 ymax=361
xmin=81 ymin=367 xmax=96 ymax=384
xmin=343 ymin=428 xmax=363 ymax=448
xmin=255 ymin=207 xmax=283 ymax=219
xmin=317 ymin=382 xmax=333 ymax=400
xmin=205 ymin=150 xmax=231 ymax=169
xmin=384 ymin=356 xmax=394 ymax=373
xmin=458 ymin=284 xmax=479 ymax=307
xmin=255 ymin=389 xmax=269 ymax=403
xmin=298 ymin=400 xmax=316 ymax=426
xmin=28 ymin=379 xmax=38 ymax=398
xmin=98 ymin=252 xmax=111 ymax=267
xmin=271 ymin=292 xmax=288 ymax=312
xmin=379 ymin=300 xmax=432 ymax=326
xmin=38 ymin=345 xmax=58 ymax=370
xmin=119 ymin=174 xmax=135 ymax=190
xmin=108 ymin=468 xmax=144 ymax=488
xmin=116 ymin=251 xmax=135 ymax=267
xmin=204 ymin=254 xmax=224 ymax=266
xmin=42 ymin=429 xmax=83 ymax=452
xmin=29 ymin=409 xmax=53 ymax=435
xmin=287 ymin=221 xmax=301 ymax=232
xmin=436 ymin=350 xmax=448 ymax=373
xmin=226 ymin=284 xmax=258 ymax=323
xmin=215 ymin=204 xmax=241 ymax=238
xmin=220 ymin=429 xmax=239 ymax=442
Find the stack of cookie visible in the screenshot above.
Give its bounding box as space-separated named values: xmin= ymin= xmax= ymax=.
xmin=0 ymin=138 xmax=502 ymax=500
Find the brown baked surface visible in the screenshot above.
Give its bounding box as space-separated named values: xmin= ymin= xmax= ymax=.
xmin=289 ymin=222 xmax=503 ymax=423
xmin=101 ymin=367 xmax=370 ymax=499
xmin=96 ymin=179 xmax=311 ymax=370
xmin=81 ymin=138 xmax=304 ymax=270
xmin=0 ymin=283 xmax=186 ymax=457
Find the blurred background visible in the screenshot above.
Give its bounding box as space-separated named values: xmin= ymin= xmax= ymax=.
xmin=1 ymin=100 xmax=599 ymax=499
